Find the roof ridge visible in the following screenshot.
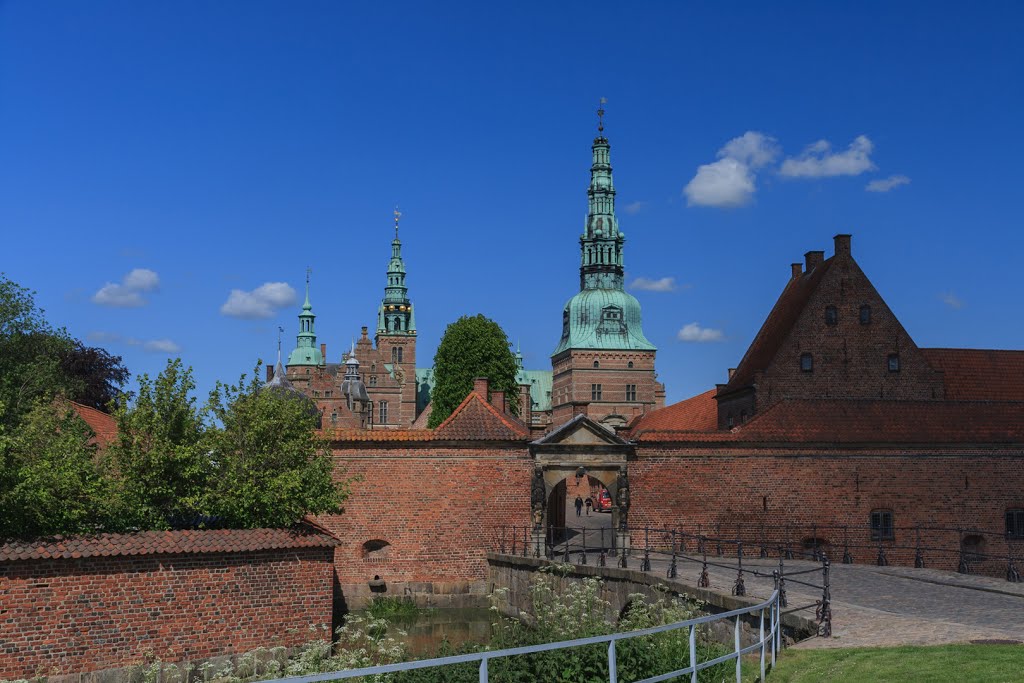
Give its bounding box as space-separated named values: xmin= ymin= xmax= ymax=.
xmin=432 ymin=390 xmax=482 ymax=432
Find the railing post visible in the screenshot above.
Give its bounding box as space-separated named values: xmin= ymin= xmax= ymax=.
xmin=735 ymin=615 xmax=742 ymax=682
xmin=877 ymin=542 xmax=888 ymax=566
xmin=580 ymin=528 xmax=587 ymax=565
xmin=915 ymin=526 xmax=925 ymax=568
xmin=698 ymin=544 xmax=710 ymax=588
xmin=785 ymin=524 xmax=793 ymax=560
xmin=608 ymin=639 xmax=618 ymax=683
xmin=958 ymin=527 xmax=969 ymax=574
xmin=479 ymin=656 xmax=488 ymax=683
xmin=511 ymin=527 xmax=518 ymax=556
xmin=689 ymin=624 xmax=698 ymax=683
xmin=716 ymin=524 xmax=723 ymax=557
xmin=668 ymin=529 xmax=678 ymax=579
xmin=1008 ymin=537 xmax=1021 ymax=583
xmin=641 ymin=527 xmax=652 ymax=572
xmin=760 ymin=607 xmax=766 ymax=683
xmin=777 ymin=553 xmax=787 ymax=607
xmin=816 ymin=558 xmax=832 ymax=637
xmin=843 ymin=525 xmax=853 ymax=564
xmin=500 ymin=526 xmax=506 ymax=554
xmin=733 ymin=542 xmax=746 ymax=596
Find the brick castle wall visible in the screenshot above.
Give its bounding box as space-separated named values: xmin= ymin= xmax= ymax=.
xmin=317 ymin=443 xmax=533 ymax=607
xmin=0 ymin=546 xmax=335 ymax=680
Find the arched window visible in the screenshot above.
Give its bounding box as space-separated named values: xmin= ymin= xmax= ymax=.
xmin=627 ymin=361 xmax=634 ymax=369
xmin=800 ymin=353 xmax=813 ymax=372
xmin=870 ymin=510 xmax=894 ymax=541
xmin=593 ymin=360 xmax=600 ymax=368
xmin=825 ymin=305 xmax=838 ymax=326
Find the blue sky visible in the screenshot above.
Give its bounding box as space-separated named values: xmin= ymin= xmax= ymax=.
xmin=2 ymin=1 xmax=1022 ymax=405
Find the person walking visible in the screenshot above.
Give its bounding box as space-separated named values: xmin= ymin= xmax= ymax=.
xmin=585 ymin=497 xmax=593 ymax=516
xmin=574 ymin=495 xmax=583 ymax=517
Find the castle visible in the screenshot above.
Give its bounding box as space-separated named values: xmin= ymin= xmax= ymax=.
xmin=265 ymin=112 xmax=1024 ymax=608
xmin=274 ymin=105 xmax=666 ymax=433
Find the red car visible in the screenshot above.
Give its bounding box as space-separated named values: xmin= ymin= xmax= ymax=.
xmin=595 ymin=490 xmax=613 ymax=512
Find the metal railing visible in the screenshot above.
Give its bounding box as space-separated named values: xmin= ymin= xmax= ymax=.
xmin=496 ymin=521 xmax=1023 ymax=583
xmin=497 ymin=524 xmax=833 ymax=638
xmin=264 ymin=590 xmax=782 ymax=683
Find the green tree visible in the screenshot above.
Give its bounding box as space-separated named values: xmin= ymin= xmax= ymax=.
xmin=0 ymin=274 xmax=128 ymax=427
xmin=0 ymin=402 xmax=110 ymax=540
xmin=105 ymin=359 xmax=209 ymax=530
xmin=427 ymin=314 xmax=520 ymax=428
xmin=201 ymin=366 xmax=349 ymax=528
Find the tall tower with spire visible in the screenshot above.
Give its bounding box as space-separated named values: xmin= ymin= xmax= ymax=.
xmin=287 ymin=268 xmax=323 ymax=368
xmin=550 ymin=101 xmax=664 ymax=427
xmin=374 ymin=207 xmax=417 ymax=426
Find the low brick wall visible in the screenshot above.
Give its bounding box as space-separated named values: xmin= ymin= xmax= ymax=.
xmin=0 ymin=529 xmax=337 ymax=680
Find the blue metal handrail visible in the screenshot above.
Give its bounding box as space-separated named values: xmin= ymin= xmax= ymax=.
xmin=265 ymin=589 xmax=781 ymax=683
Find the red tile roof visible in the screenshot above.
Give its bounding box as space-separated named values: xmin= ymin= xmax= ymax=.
xmin=324 ymin=428 xmax=437 ymax=442
xmin=721 ymin=259 xmax=833 ymax=394
xmin=922 ymin=348 xmax=1024 ymax=401
xmin=0 ymin=527 xmax=339 ymax=563
xmin=66 ymin=401 xmax=118 ymax=447
xmin=626 ymin=389 xmax=718 ymax=435
xmin=433 ymin=391 xmax=530 ymax=441
xmin=634 ymin=398 xmax=1024 ymax=444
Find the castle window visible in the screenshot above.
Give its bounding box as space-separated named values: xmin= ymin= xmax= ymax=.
xmin=591 ymin=384 xmax=602 ymax=401
xmin=1007 ymin=509 xmax=1024 ymax=539
xmin=800 ymin=353 xmax=813 ymax=372
xmin=371 ymin=364 xmax=376 ymax=372
xmin=625 ymin=384 xmax=636 ymax=401
xmin=378 ymin=401 xmax=389 ymax=424
xmin=324 ymin=390 xmax=332 ymax=398
xmin=860 ymin=305 xmax=872 ymax=325
xmin=331 ymin=411 xmax=338 ymax=424
xmin=627 ymin=361 xmax=634 ymax=369
xmin=870 ymin=510 xmax=895 ymax=541
xmin=593 ymin=360 xmax=600 ymax=368
xmin=370 ymin=376 xmax=377 ymax=386
xmin=888 ymin=354 xmax=901 ymax=372
xmin=825 ymin=305 xmax=838 ymax=326
xmin=727 ymin=414 xmax=735 ymax=429
xmin=392 ymin=347 xmax=403 ymax=363
xmin=740 ymin=410 xmax=748 ymax=423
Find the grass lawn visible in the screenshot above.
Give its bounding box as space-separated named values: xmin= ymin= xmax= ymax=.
xmin=746 ymin=644 xmax=1024 ymax=682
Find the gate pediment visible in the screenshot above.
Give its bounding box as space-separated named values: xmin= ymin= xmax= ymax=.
xmin=531 ymin=413 xmax=631 ymax=447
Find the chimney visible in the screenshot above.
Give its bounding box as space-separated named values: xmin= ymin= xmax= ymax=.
xmin=491 ymin=390 xmax=506 ymax=413
xmin=791 ymin=263 xmax=803 ymax=279
xmin=804 ymin=250 xmax=825 ymax=271
xmin=473 ymin=377 xmax=489 ymax=398
xmin=834 ymin=234 xmax=851 ymax=257
xmin=519 ymin=384 xmax=532 ymax=425
xmin=728 ymin=368 xmax=736 ymax=380
xmin=266 ymin=364 xmax=274 ymax=382
xmin=320 ymin=343 xmax=327 ymax=364
xmin=361 ymin=326 xmax=368 ymax=340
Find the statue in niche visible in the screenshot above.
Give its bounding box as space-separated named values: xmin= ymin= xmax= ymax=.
xmin=530 ymin=467 xmax=546 ymax=529
xmin=616 ymin=470 xmax=630 ymax=530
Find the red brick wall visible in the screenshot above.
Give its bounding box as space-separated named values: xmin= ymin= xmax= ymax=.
xmin=630 ymin=447 xmax=1024 ymax=573
xmin=317 ymin=443 xmax=532 ymax=604
xmin=551 ymin=349 xmax=659 ymax=425
xmin=0 ymin=547 xmax=335 ymax=679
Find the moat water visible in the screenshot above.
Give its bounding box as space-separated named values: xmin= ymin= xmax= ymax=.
xmin=351 ymin=607 xmax=494 ymax=655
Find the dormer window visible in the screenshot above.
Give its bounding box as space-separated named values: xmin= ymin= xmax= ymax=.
xmin=825 ymin=306 xmax=838 ymax=326
xmin=888 ymin=354 xmax=901 ymax=372
xmin=598 ymin=305 xmax=626 ymax=334
xmin=800 ymin=353 xmax=813 ymax=372
xmin=860 ymin=305 xmax=872 ymax=325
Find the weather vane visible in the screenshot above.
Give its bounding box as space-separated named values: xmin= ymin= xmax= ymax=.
xmin=597 ymin=97 xmax=607 ymax=133
xmin=394 ymin=206 xmax=402 ymax=239
xmin=306 ymin=266 xmax=312 ymax=286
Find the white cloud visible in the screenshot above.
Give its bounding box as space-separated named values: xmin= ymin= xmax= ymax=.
xmin=92 ymin=268 xmax=161 ymax=307
xmin=123 ymin=268 xmax=160 ymax=291
xmin=866 ymin=174 xmax=911 ymax=193
xmin=684 ymin=132 xmax=779 ymax=208
xmin=780 ymin=135 xmax=876 ymax=178
xmin=140 ymin=338 xmax=182 ymax=354
xmin=622 ymin=200 xmax=647 ymax=215
xmin=87 ymin=331 xmax=181 ymax=354
xmin=677 ymin=322 xmax=724 ymax=343
xmin=718 ymin=131 xmax=781 ymax=169
xmin=941 ymin=292 xmax=965 ymax=310
xmin=629 ymin=276 xmax=678 ymax=292
xmin=220 ymin=282 xmax=297 ymax=319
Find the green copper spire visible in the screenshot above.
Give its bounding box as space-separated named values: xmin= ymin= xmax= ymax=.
xmin=287 ymin=268 xmax=323 ymax=366
xmin=377 ymin=207 xmax=416 ymax=336
xmin=553 ymin=102 xmax=655 ymax=355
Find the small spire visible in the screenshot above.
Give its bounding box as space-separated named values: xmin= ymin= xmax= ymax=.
xmin=597 ymin=97 xmax=607 ymax=133
xmin=277 ymin=326 xmax=283 ymax=365
xmin=393 ymin=206 xmax=402 ymax=240
xmin=303 ymin=267 xmax=312 ymax=309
